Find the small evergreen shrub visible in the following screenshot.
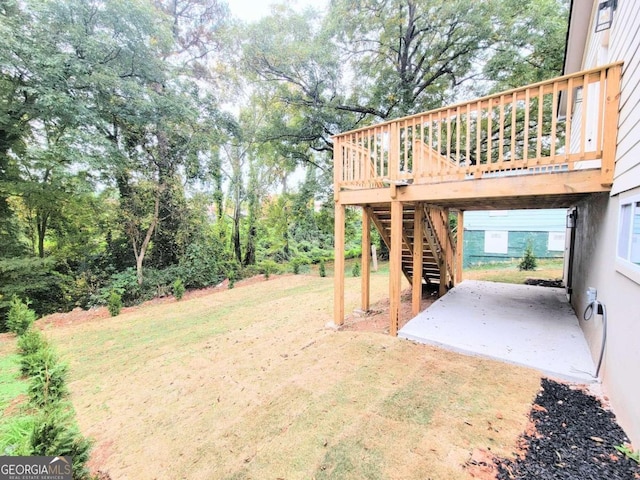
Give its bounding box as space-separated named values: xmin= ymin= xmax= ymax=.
xmin=7 ymin=296 xmax=36 ymax=335
xmin=17 ymin=328 xmax=47 ymax=358
xmin=107 ymin=291 xmax=122 ymax=317
xmin=19 ymin=342 xmax=56 ymax=378
xmin=172 ymin=278 xmax=185 ymax=300
xmin=319 ymin=260 xmax=326 ymax=277
xmin=351 ymin=262 xmax=361 ymax=277
xmin=27 ymin=353 xmax=69 ymax=408
xmin=30 ymin=407 xmax=92 ymax=480
xmin=259 ymin=260 xmax=279 ymax=280
xmin=518 ymin=242 xmax=538 ymax=271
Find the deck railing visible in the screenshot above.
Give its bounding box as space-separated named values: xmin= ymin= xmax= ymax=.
xmin=333 ymin=62 xmax=622 ymax=191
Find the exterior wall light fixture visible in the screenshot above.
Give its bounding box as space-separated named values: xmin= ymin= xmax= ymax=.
xmin=595 ymin=0 xmax=618 ymax=32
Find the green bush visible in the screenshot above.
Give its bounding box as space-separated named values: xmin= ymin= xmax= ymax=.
xmin=7 ymin=296 xmax=36 ymax=335
xmin=172 ymin=278 xmax=185 ymax=300
xmin=319 ymin=260 xmax=326 ymax=278
xmin=291 ymin=256 xmax=310 ymax=275
xmin=107 ymin=291 xmax=122 ymax=317
xmin=345 ymin=247 xmax=362 ymax=259
xmin=351 ymin=261 xmax=361 ymax=277
xmin=0 ymin=257 xmax=74 ymax=322
xmin=91 ymin=268 xmax=140 ymax=307
xmin=27 ymin=353 xmax=69 ymax=408
xmin=17 ymin=328 xmax=47 ymax=358
xmin=518 ymin=242 xmax=537 ymax=271
xmin=19 ymin=344 xmax=56 ymax=378
xmin=30 ymin=407 xmax=92 ymax=480
xmin=259 ymin=260 xmax=280 ymax=280
xmin=177 ymin=241 xmax=228 ymax=289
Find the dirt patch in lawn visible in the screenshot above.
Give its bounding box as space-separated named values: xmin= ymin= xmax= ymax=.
xmin=340 ymin=287 xmax=438 ymax=334
xmin=40 ymin=273 xmax=543 ymax=479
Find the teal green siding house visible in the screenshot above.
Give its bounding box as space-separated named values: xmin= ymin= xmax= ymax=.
xmin=463 ymin=209 xmax=566 ymax=268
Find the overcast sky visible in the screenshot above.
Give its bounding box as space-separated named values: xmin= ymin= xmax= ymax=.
xmin=228 ymin=0 xmax=327 ymax=23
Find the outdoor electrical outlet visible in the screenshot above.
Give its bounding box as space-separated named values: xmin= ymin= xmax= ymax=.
xmin=587 ymin=287 xmax=597 ymax=304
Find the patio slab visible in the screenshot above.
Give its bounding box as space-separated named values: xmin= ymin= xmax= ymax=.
xmin=398 ymin=280 xmax=597 ymax=383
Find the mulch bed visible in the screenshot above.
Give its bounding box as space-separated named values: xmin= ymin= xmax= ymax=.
xmin=496 ymin=378 xmax=640 ymax=479
xmin=524 ymin=278 xmax=564 ymax=288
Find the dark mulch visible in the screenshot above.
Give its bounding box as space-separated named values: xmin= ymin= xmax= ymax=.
xmin=496 ymin=378 xmax=640 ymax=480
xmin=524 ymin=278 xmax=564 ymax=288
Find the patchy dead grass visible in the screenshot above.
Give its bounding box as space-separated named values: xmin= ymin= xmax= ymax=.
xmin=37 ymin=271 xmax=541 ymax=480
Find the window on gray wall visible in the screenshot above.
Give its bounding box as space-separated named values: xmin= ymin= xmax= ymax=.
xmin=617 ymin=197 xmax=640 ymax=267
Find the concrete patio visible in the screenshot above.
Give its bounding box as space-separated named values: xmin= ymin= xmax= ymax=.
xmin=399 ymin=280 xmax=597 ymax=383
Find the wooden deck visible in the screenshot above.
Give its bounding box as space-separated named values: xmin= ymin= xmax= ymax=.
xmin=333 ymin=62 xmax=623 ymax=333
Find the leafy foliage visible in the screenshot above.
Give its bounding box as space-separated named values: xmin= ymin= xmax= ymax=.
xmin=6 ymin=296 xmax=36 ymax=335
xmin=351 ymin=262 xmax=361 ymax=278
xmin=319 ymin=260 xmax=326 ymax=278
xmin=173 ymin=278 xmax=185 ymax=300
xmin=107 ymin=292 xmax=123 ymax=317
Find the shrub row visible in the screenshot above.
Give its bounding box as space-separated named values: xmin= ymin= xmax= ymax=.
xmin=4 ymin=298 xmax=93 ymax=479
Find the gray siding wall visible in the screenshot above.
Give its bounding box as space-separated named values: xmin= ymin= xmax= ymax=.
xmin=609 ymin=1 xmax=640 ymax=195
xmin=572 ymin=191 xmax=640 ymax=448
xmin=567 ymin=0 xmax=640 ymax=446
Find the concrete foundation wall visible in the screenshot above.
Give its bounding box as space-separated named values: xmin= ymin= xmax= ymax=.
xmin=571 ymin=192 xmax=640 ymax=446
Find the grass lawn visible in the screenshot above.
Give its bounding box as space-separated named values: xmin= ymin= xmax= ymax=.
xmin=463 ymin=258 xmax=564 ymax=284
xmin=26 ymin=270 xmax=543 ymax=479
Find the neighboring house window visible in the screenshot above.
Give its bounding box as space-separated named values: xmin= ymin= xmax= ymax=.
xmin=548 ymin=232 xmax=566 ymax=252
xmin=484 ymin=231 xmax=508 ymax=254
xmin=616 ymin=195 xmax=640 ymax=282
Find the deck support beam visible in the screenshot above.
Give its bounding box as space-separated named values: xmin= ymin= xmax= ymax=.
xmin=412 ymin=203 xmax=424 ymax=317
xmin=334 ymin=203 xmax=345 ymax=326
xmin=361 ymin=207 xmax=371 ymax=312
xmin=390 ymin=200 xmax=403 ymax=336
xmin=456 ymin=210 xmax=464 ymax=284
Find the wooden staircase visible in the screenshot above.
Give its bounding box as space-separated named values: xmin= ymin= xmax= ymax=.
xmin=366 ymin=204 xmax=455 ymax=294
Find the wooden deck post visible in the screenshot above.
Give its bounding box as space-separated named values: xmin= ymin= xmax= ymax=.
xmin=412 ymin=203 xmax=424 ymax=317
xmin=390 ymin=200 xmax=403 ymax=336
xmin=601 ymin=63 xmax=622 ymax=186
xmin=334 ymin=202 xmax=345 ymax=326
xmin=361 ymin=207 xmax=371 ymax=312
xmin=456 ymin=210 xmax=464 ymax=284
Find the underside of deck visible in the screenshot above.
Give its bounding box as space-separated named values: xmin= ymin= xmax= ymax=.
xmin=332 ymin=63 xmax=623 ymax=335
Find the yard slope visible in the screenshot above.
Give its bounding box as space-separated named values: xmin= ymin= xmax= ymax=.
xmin=41 ymin=273 xmax=541 ymax=480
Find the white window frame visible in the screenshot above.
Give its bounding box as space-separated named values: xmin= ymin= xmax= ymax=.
xmin=616 ymin=193 xmax=640 ymax=284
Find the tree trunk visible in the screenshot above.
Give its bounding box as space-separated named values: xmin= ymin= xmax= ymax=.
xmin=133 ymin=190 xmax=161 ymax=285
xmin=232 ymin=196 xmax=242 ymax=264
xmin=36 ymin=211 xmax=49 ymax=258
